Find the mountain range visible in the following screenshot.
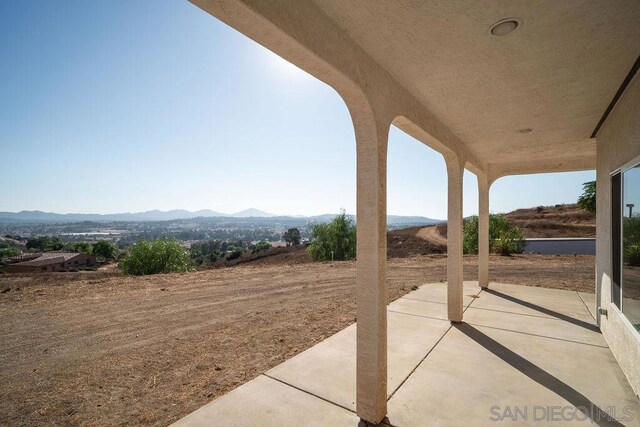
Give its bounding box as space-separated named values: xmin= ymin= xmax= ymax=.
xmin=0 ymin=209 xmax=441 ymax=225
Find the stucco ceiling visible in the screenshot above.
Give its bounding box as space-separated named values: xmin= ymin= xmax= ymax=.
xmin=312 ymin=0 xmax=640 ymax=167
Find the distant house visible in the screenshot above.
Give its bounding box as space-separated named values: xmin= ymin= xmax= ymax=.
xmin=2 ymin=252 xmax=96 ymax=273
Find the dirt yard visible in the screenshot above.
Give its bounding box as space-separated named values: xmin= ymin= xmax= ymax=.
xmin=0 ymin=254 xmax=595 ymax=426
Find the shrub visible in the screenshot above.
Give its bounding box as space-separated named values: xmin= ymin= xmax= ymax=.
xmin=463 ymin=214 xmax=525 ymax=256
xmin=626 ymin=243 xmax=640 ymax=267
xmin=250 ymin=241 xmax=271 ymax=254
xmin=120 ymin=239 xmax=191 ymax=275
xmin=492 ymin=229 xmax=526 ymax=256
xmin=0 ymin=246 xmax=20 ymax=261
xmin=462 ymin=217 xmax=480 ymax=254
xmin=624 ymin=217 xmax=640 ymax=246
xmin=308 ymin=210 xmax=356 ymax=261
xmin=226 ymin=248 xmax=244 ymax=261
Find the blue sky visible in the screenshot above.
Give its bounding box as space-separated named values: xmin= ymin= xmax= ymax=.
xmin=0 ymin=0 xmax=595 ymax=219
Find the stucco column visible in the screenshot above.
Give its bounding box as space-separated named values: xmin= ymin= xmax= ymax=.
xmin=355 ymin=113 xmax=388 ymax=424
xmin=446 ymin=154 xmax=465 ymax=322
xmin=478 ymin=173 xmax=490 ymax=289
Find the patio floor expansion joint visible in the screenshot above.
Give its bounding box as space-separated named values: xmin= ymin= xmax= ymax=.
xmin=466 ymin=323 xmax=609 ymax=349
xmin=386 ymin=286 xmax=483 ymax=402
xmin=577 ymin=290 xmax=598 ymax=322
xmin=262 ymin=373 xmax=356 ymax=415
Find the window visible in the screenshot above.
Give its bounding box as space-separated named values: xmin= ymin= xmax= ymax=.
xmin=613 ymin=160 xmax=640 ymax=332
xmin=622 ymin=163 xmax=640 ymax=331
xmin=612 ymin=172 xmax=621 ymax=308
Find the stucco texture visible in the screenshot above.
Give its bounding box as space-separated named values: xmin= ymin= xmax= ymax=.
xmin=597 ymin=72 xmax=640 ymax=398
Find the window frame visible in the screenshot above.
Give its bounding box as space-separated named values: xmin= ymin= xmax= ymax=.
xmin=612 ymin=152 xmax=640 ymax=334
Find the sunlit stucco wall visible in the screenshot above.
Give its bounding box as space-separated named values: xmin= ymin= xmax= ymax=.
xmin=596 ymin=71 xmax=640 ymax=397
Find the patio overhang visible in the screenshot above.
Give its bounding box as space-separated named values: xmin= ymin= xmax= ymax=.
xmin=187 ymin=0 xmax=640 ymax=423
xmin=190 ymin=0 xmax=638 ymax=178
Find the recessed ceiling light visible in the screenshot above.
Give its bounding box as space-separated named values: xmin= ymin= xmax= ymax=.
xmin=490 ymin=19 xmax=521 ymax=36
xmin=518 ymin=128 xmax=533 ymax=134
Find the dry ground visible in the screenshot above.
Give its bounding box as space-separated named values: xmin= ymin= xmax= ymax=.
xmin=0 ymin=254 xmax=595 ymax=426
xmin=505 ymin=203 xmax=595 ymax=238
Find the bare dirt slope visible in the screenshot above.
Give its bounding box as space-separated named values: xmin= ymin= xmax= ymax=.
xmin=0 ymin=254 xmax=595 ymax=426
xmin=417 ymin=203 xmax=596 ymax=248
xmin=505 ymin=203 xmax=595 ymax=238
xmin=386 ymin=226 xmax=446 ymax=258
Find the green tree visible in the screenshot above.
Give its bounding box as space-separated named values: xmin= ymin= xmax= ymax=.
xmin=92 ymin=240 xmax=117 ymax=260
xmin=0 ymin=246 xmax=20 ymax=262
xmin=65 ymin=242 xmax=93 ymax=254
xmin=577 ymin=180 xmax=596 ymax=213
xmin=26 ymin=236 xmax=64 ymax=252
xmin=624 ymin=217 xmax=640 ymax=266
xmin=120 ymin=239 xmax=191 ymax=275
xmin=308 ymin=210 xmax=356 ymax=261
xmin=283 ymin=228 xmax=301 ymax=246
xmin=463 ymin=214 xmax=525 ymax=256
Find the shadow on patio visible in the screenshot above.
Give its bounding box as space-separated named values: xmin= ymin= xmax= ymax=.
xmin=173 ymin=282 xmax=640 ymax=426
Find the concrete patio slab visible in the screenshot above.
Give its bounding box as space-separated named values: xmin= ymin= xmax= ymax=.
xmin=490 ymin=282 xmax=585 ymax=301
xmin=266 ymin=310 xmax=451 ymax=410
xmin=388 ymin=296 xmax=475 ymax=321
xmin=470 ymin=288 xmax=595 ymax=323
xmin=172 ymin=375 xmax=359 ymax=426
xmin=464 ymin=287 xmax=603 ymax=347
xmin=175 ymin=283 xmax=640 ymax=426
xmin=464 ymin=305 xmax=606 ymax=348
xmin=578 ymin=292 xmax=597 ymax=320
xmin=406 ymin=281 xmax=481 ymax=306
xmin=387 ymin=321 xmax=640 ymax=426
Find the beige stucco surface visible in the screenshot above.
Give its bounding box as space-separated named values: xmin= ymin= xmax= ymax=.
xmin=313 ymin=1 xmax=639 ymax=166
xmin=596 ymin=72 xmax=640 ymax=398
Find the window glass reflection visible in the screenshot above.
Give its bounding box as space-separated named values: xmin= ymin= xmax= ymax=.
xmin=622 ymin=164 xmax=640 ymax=331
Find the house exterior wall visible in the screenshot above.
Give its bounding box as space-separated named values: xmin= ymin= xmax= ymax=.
xmin=596 ymin=71 xmax=640 ymax=398
xmin=1 ymin=253 xmax=97 ymax=273
xmin=63 ymin=253 xmax=96 ymax=268
xmin=2 ymin=263 xmax=64 ymax=273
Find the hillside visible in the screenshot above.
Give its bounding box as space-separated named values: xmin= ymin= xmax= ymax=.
xmin=412 ymin=203 xmax=595 ymax=251
xmin=220 ymin=203 xmax=595 ymax=264
xmin=504 ymin=203 xmax=595 ymax=238
xmin=0 ymin=236 xmax=27 ymax=252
